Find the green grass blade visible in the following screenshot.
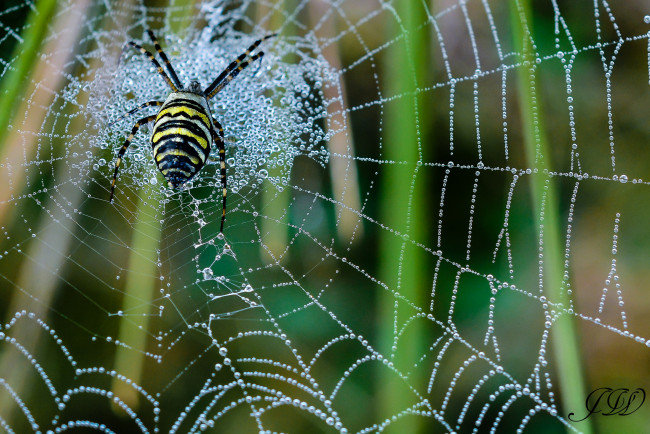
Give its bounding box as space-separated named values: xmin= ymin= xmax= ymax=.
xmin=0 ymin=0 xmax=57 ymax=149
xmin=511 ymin=1 xmax=592 ymax=432
xmin=378 ymin=0 xmax=431 ymax=430
xmin=112 ymin=184 xmax=163 ymax=411
xmin=166 ymin=0 xmax=198 ymax=38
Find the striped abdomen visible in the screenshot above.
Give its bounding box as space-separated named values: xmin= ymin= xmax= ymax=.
xmin=152 ymin=92 xmax=213 ymax=188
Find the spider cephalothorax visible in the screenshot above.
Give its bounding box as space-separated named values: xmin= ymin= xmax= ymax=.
xmin=110 ymin=29 xmax=275 ymax=233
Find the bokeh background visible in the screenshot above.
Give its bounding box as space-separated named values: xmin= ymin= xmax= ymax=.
xmin=0 ymin=0 xmax=649 ymax=432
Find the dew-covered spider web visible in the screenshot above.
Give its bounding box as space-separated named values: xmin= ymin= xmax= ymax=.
xmin=1 ymin=0 xmax=650 ymax=432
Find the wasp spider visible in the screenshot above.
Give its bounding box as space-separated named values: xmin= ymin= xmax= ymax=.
xmin=110 ymin=29 xmax=275 ymax=233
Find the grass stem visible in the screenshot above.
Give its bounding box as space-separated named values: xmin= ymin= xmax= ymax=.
xmin=111 ymin=184 xmax=163 ymax=411
xmin=511 ymin=1 xmax=592 ymax=431
xmin=309 ymin=0 xmax=363 ymax=243
xmin=0 ymin=0 xmax=57 ymax=150
xmin=378 ymin=0 xmax=430 ymax=429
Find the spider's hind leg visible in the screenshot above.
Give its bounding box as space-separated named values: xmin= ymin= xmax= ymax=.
xmin=211 ymin=117 xmax=227 ymax=233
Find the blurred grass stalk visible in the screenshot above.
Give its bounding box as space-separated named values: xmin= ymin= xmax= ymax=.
xmin=0 ymin=0 xmax=93 ymax=424
xmin=378 ymin=0 xmax=430 ymax=429
xmin=511 ymin=1 xmax=591 ymax=431
xmin=0 ymin=0 xmax=57 ymax=229
xmin=257 ymin=1 xmax=292 ymax=263
xmin=111 ymin=184 xmax=162 ymax=411
xmin=166 ymin=0 xmax=198 ymax=38
xmin=309 ymin=0 xmax=363 ymax=243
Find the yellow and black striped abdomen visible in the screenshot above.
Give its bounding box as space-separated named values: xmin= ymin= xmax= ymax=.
xmin=152 ymin=92 xmax=213 ymax=188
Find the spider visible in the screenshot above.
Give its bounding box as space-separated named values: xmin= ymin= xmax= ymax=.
xmin=110 ymin=29 xmax=275 ymax=233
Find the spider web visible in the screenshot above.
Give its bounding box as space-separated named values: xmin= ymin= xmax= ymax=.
xmin=0 ymin=0 xmax=649 ymax=432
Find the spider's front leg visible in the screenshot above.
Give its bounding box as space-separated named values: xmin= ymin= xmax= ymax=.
xmin=124 ymin=40 xmax=179 ymax=92
xmin=211 ymin=117 xmax=227 ymax=233
xmin=146 ymin=29 xmax=183 ymax=90
xmin=204 ymin=34 xmax=277 ymax=99
xmin=110 ymin=114 xmax=157 ymax=202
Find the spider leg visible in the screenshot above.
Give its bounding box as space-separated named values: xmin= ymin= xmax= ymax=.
xmin=205 ymin=34 xmax=276 ymax=99
xmin=147 ymin=29 xmax=183 ymax=90
xmin=109 ymin=100 xmax=163 ymax=126
xmin=125 ymin=41 xmax=179 ymax=92
xmin=206 ymin=51 xmax=266 ymax=99
xmin=211 ymin=117 xmax=227 ymax=233
xmin=109 ymin=114 xmax=157 ymax=203
xmin=206 ymin=34 xmax=274 ymax=92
